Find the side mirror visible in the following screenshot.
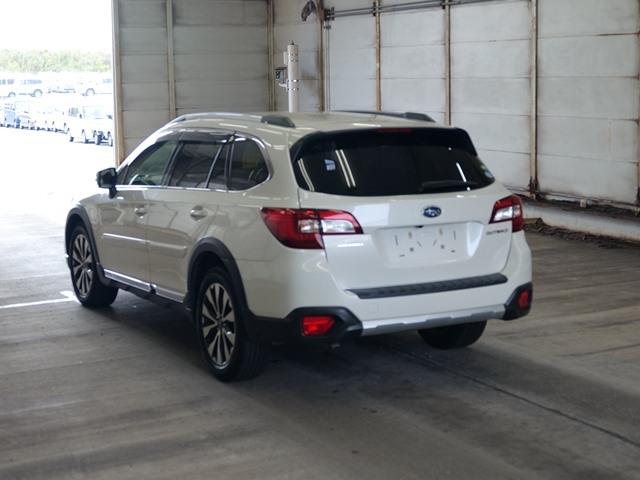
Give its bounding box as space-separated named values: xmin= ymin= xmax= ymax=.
xmin=97 ymin=167 xmax=117 ymax=198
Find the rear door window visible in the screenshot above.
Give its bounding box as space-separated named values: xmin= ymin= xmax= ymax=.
xmin=292 ymin=129 xmax=494 ymax=196
xmin=167 ymin=141 xmax=221 ymax=188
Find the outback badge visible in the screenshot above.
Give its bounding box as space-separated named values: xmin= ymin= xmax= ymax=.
xmin=423 ymin=206 xmax=442 ymax=218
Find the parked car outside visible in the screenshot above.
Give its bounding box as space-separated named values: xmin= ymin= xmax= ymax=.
xmin=67 ymin=103 xmax=114 ymax=145
xmin=27 ymin=100 xmax=54 ymax=130
xmin=16 ymin=77 xmax=45 ymax=97
xmin=77 ymin=76 xmax=113 ymax=96
xmin=64 ymin=111 xmax=533 ymax=382
xmin=1 ymin=100 xmax=30 ymax=128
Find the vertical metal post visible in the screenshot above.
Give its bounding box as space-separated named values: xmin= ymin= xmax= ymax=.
xmin=267 ymin=0 xmax=275 ymax=111
xmin=111 ymin=0 xmax=125 ymax=165
xmin=529 ymin=0 xmax=539 ymax=198
xmin=166 ymin=0 xmax=176 ymax=120
xmin=286 ymin=43 xmax=300 ymax=112
xmin=375 ymin=0 xmax=382 ymax=111
xmin=444 ymin=0 xmax=452 ymax=125
xmin=324 ymin=23 xmax=331 ymax=111
xmin=318 ymin=1 xmax=326 ymax=112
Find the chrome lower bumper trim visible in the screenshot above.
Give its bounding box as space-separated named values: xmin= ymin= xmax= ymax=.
xmin=360 ymin=305 xmax=505 ymax=336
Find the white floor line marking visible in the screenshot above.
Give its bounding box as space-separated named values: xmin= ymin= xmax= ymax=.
xmin=60 ymin=290 xmax=80 ymax=304
xmin=0 ymin=291 xmax=78 ymax=310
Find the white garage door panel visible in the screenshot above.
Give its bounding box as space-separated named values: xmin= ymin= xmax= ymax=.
xmin=174 ymin=53 xmax=266 ymax=82
xmin=454 ymin=113 xmax=530 ymax=154
xmin=539 ymin=156 xmax=638 ymax=204
xmin=539 ymin=117 xmax=638 ymax=163
xmin=173 ymin=26 xmax=266 ymax=54
xmin=330 ymin=80 xmax=376 ymax=110
xmin=123 ymin=83 xmax=170 ymax=111
xmin=327 ymin=13 xmax=375 ymax=110
xmin=173 ymin=0 xmax=266 ymax=26
xmin=451 ymin=1 xmax=531 ymax=192
xmin=382 ymin=45 xmax=444 ymax=80
xmin=119 ymin=0 xmax=166 ymax=27
xmin=119 ymin=27 xmax=168 ymax=55
xmin=382 ymin=8 xmax=443 ymax=46
xmin=452 ymin=40 xmax=530 ymax=78
xmin=539 ymin=78 xmax=639 ymax=120
xmin=451 ymin=1 xmax=531 ymax=42
xmin=540 ymin=36 xmax=639 ymax=78
xmin=121 ymin=55 xmax=169 ymax=84
xmin=122 ymin=109 xmax=171 ymax=145
xmin=381 ymin=79 xmax=444 ymax=114
xmin=539 ymin=0 xmax=639 ymax=37
xmin=176 ymin=80 xmax=267 ymax=110
xmin=452 ymin=78 xmax=530 ymax=116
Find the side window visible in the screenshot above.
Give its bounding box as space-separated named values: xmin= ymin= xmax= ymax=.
xmin=121 ymin=140 xmax=177 ymax=186
xmin=167 ymin=141 xmax=220 ymax=188
xmin=228 ymin=138 xmax=269 ymax=191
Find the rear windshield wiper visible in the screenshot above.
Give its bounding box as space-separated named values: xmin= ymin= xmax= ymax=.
xmin=418 ymin=180 xmax=479 ymax=193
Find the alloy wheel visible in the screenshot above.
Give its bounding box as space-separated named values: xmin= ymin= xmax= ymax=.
xmin=71 ymin=233 xmax=93 ymax=298
xmin=201 ymin=283 xmax=236 ymax=368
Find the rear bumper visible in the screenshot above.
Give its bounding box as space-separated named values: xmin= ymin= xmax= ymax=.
xmin=245 ymin=282 xmax=532 ymax=344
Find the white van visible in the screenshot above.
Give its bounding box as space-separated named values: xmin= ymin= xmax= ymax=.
xmin=0 ymin=76 xmax=18 ymax=98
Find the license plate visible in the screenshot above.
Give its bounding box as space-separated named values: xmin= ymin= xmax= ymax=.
xmin=382 ymin=224 xmax=466 ymax=261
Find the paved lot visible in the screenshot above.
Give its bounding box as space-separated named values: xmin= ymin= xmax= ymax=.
xmin=1 ymin=127 xmax=639 ymax=479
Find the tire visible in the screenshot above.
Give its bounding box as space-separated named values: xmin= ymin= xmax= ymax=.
xmin=418 ymin=321 xmax=487 ymax=350
xmin=107 ymin=134 xmax=114 ymax=147
xmin=8 ymin=92 xmax=15 ymax=98
xmin=33 ymin=89 xmax=42 ymax=97
xmin=68 ymin=225 xmax=118 ymax=307
xmin=68 ymin=132 xmax=74 ymax=142
xmin=81 ymin=131 xmax=89 ymax=144
xmin=94 ymin=133 xmax=102 ymax=145
xmin=195 ymin=268 xmax=270 ymax=381
xmin=85 ymin=88 xmax=95 ymax=96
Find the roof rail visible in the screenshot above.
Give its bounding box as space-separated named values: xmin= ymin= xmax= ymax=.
xmin=260 ymin=114 xmax=296 ymax=128
xmin=341 ymin=110 xmax=436 ymax=123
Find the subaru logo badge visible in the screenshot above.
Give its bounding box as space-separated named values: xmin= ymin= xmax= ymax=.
xmin=423 ymin=206 xmax=442 ymax=218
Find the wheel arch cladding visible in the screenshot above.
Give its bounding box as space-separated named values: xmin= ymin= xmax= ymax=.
xmin=187 ymin=238 xmax=249 ymax=313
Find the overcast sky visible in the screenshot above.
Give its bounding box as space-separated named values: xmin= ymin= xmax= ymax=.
xmin=0 ymin=0 xmax=112 ymax=51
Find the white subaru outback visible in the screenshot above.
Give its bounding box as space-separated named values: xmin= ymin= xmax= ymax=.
xmin=65 ymin=111 xmax=533 ymax=381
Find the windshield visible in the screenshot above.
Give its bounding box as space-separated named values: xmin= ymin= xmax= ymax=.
xmin=292 ymin=128 xmax=495 ymax=196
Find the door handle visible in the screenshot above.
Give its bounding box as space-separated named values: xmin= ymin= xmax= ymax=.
xmin=190 ymin=206 xmax=208 ymax=220
xmin=134 ymin=206 xmax=147 ymax=216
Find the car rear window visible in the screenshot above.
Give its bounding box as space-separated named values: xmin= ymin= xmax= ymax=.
xmin=292 ymin=128 xmax=495 ymax=196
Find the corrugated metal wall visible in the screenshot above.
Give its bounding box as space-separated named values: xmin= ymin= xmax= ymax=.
xmin=113 ymin=0 xmax=268 ymax=158
xmin=537 ymin=0 xmax=640 ymax=205
xmin=270 ymin=0 xmax=639 ymax=206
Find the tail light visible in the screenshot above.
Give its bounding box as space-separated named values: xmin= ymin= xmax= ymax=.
xmin=261 ymin=208 xmax=363 ymax=249
xmin=301 ymin=315 xmax=336 ymax=336
xmin=490 ymin=195 xmax=524 ymax=233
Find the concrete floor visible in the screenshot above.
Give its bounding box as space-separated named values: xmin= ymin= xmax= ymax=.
xmin=1 ymin=127 xmax=639 ymax=479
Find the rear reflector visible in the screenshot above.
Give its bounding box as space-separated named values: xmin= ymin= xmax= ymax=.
xmin=490 ymin=195 xmax=524 ymax=232
xmin=261 ymin=208 xmax=362 ymax=249
xmin=517 ymin=290 xmax=531 ymax=310
xmin=302 ymin=315 xmax=335 ymax=336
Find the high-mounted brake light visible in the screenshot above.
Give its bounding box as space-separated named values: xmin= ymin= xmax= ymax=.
xmin=490 ymin=195 xmax=524 ymax=232
xmin=261 ymin=208 xmax=362 ymax=249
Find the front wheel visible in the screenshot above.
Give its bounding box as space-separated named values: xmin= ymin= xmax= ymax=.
xmin=418 ymin=321 xmax=487 ymax=350
xmin=69 ymin=225 xmax=118 ymax=307
xmin=195 ymin=268 xmax=270 ymax=381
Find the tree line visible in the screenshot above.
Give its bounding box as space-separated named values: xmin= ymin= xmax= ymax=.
xmin=0 ymin=50 xmax=111 ymax=73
